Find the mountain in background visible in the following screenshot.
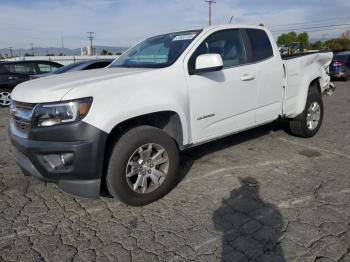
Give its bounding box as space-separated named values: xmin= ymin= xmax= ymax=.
xmin=0 ymin=46 xmax=129 ymax=57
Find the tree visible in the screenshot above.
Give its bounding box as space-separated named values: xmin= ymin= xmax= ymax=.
xmin=310 ymin=40 xmax=323 ymax=50
xmin=0 ymin=53 xmax=3 ymax=59
xmin=277 ymin=32 xmax=310 ymax=48
xmin=324 ymin=38 xmax=350 ymax=52
xmin=277 ymin=32 xmax=298 ymax=46
xmin=24 ymin=53 xmax=33 ymax=57
xmin=100 ymin=49 xmax=112 ymax=55
xmin=297 ymin=32 xmax=309 ymax=46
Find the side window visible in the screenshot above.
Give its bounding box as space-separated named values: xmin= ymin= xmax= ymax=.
xmin=245 ymin=29 xmax=273 ymax=62
xmin=4 ymin=63 xmax=35 ymax=74
xmin=37 ymin=63 xmax=57 ymax=73
xmin=189 ymin=29 xmax=246 ymax=71
xmin=0 ymin=65 xmax=6 ymax=73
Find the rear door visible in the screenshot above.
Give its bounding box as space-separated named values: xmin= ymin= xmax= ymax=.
xmin=187 ymin=29 xmax=259 ymax=142
xmin=243 ymin=29 xmax=284 ymax=123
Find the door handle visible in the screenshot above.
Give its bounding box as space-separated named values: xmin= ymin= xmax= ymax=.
xmin=240 ymin=74 xmax=255 ymax=81
xmin=8 ymin=76 xmax=18 ymax=80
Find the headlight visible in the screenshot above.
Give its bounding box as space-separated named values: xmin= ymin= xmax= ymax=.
xmin=33 ymin=97 xmax=92 ymax=127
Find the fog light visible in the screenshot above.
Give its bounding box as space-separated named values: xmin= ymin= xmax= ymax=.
xmin=60 ymin=153 xmax=74 ymax=166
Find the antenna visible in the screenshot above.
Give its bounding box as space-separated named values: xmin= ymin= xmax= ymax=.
xmin=229 ymin=16 xmax=234 ymax=24
xmin=205 ymin=0 xmax=216 ymax=26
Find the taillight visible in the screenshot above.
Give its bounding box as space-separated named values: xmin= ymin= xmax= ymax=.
xmin=332 ymin=61 xmax=343 ymax=66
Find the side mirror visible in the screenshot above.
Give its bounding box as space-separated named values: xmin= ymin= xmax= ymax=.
xmin=193 ymin=54 xmax=224 ymax=74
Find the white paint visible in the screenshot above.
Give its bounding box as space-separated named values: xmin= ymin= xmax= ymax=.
xmin=11 ymin=24 xmax=333 ymax=147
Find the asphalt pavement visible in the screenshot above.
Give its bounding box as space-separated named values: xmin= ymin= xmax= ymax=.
xmin=0 ymin=81 xmax=349 ymax=262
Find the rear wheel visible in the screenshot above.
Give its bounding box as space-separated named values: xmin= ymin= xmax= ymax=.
xmin=106 ymin=125 xmax=179 ymax=206
xmin=289 ymin=89 xmax=324 ymax=138
xmin=0 ymin=89 xmax=11 ymax=107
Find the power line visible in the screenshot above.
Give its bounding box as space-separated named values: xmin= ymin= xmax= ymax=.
xmin=294 ymin=26 xmax=350 ymax=33
xmin=269 ymin=16 xmax=350 ymax=28
xmin=271 ymin=23 xmax=350 ymax=33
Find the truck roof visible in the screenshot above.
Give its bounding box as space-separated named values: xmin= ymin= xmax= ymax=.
xmin=202 ymin=24 xmax=267 ymax=31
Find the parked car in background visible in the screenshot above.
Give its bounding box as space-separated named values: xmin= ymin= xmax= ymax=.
xmin=30 ymin=59 xmax=114 ymax=79
xmin=330 ymin=51 xmax=350 ymax=81
xmin=0 ymin=60 xmax=62 ymax=106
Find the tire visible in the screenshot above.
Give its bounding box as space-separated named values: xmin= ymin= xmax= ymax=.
xmin=106 ymin=125 xmax=179 ymax=206
xmin=288 ymin=90 xmax=324 ymax=138
xmin=0 ymin=88 xmax=11 ymax=107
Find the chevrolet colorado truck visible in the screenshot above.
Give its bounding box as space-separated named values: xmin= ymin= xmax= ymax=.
xmin=9 ymin=25 xmax=335 ymax=206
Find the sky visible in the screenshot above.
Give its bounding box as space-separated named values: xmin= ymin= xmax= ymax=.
xmin=1 ymin=0 xmax=350 ymax=49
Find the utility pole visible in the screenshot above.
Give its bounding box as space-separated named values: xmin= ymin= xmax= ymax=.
xmin=61 ymin=36 xmax=64 ymax=49
xmin=87 ymin=32 xmax=95 ymax=56
xmin=30 ymin=43 xmax=34 ymax=56
xmin=8 ymin=47 xmax=13 ymax=57
xmin=205 ymin=0 xmax=216 ymax=26
xmin=61 ymin=36 xmax=65 ymax=55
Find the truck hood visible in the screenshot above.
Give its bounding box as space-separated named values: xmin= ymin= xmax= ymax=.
xmin=11 ymin=67 xmax=154 ymax=103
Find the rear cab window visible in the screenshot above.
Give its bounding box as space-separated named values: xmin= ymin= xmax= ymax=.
xmin=244 ymin=29 xmax=274 ymax=63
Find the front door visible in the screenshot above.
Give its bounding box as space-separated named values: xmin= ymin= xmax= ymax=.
xmin=187 ymin=29 xmax=258 ymax=142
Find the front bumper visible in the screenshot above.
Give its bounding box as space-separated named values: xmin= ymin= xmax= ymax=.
xmin=9 ymin=120 xmax=108 ymax=198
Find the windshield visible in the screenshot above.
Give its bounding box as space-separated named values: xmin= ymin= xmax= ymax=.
xmin=110 ymin=30 xmax=201 ymax=68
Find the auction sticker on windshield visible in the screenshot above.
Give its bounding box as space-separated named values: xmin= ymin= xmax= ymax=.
xmin=172 ymin=34 xmax=197 ymax=41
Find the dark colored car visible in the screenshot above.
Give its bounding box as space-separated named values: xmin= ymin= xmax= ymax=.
xmin=0 ymin=60 xmax=62 ymax=106
xmin=30 ymin=59 xmax=114 ymax=79
xmin=329 ymin=52 xmax=350 ymax=81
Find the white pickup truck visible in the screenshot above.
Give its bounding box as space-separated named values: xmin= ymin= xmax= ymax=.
xmin=9 ymin=25 xmax=335 ymax=206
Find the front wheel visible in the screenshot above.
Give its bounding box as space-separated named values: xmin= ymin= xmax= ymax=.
xmin=288 ymin=91 xmax=324 ymax=138
xmin=0 ymin=89 xmax=11 ymax=107
xmin=106 ymin=125 xmax=179 ymax=206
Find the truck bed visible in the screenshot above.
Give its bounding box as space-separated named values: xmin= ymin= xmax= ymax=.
xmin=282 ymin=52 xmax=333 ymax=117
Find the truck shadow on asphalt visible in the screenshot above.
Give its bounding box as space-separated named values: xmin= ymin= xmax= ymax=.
xmin=177 ymin=122 xmax=286 ymax=261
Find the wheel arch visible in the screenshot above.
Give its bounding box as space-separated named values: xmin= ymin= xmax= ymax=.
xmin=288 ymin=76 xmax=321 ymax=118
xmin=105 ymin=111 xmax=184 ymax=151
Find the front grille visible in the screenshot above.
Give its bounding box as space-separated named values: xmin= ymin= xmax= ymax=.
xmin=11 ymin=101 xmax=37 ymax=134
